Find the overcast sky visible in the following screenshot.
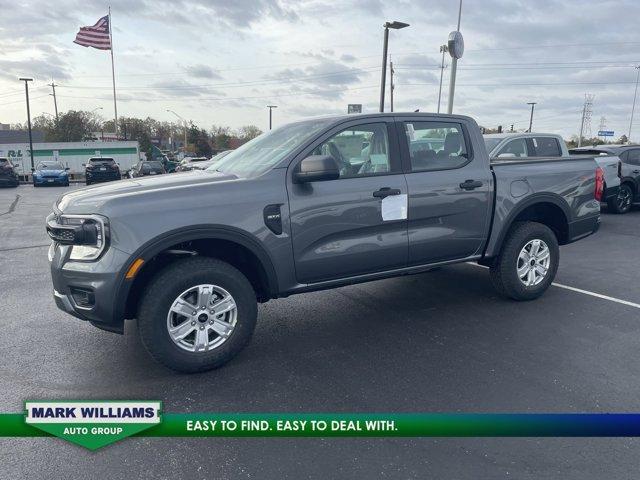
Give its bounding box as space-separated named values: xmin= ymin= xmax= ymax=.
xmin=1 ymin=0 xmax=640 ymax=139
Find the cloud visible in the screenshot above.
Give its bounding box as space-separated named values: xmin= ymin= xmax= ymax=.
xmin=184 ymin=64 xmax=222 ymax=79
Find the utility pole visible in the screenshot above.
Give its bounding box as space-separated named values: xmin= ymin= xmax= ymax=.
xmin=628 ymin=65 xmax=640 ymax=142
xmin=447 ymin=0 xmax=463 ymax=114
xmin=379 ymin=21 xmax=409 ymax=113
xmin=267 ymin=105 xmax=277 ymax=130
xmin=390 ymin=60 xmax=395 ymax=112
xmin=527 ymin=102 xmax=536 ymax=132
xmin=19 ymin=78 xmax=35 ymax=172
xmin=437 ymin=44 xmax=448 ymax=113
xmin=48 ymin=80 xmax=59 ymax=122
xmin=167 ymin=109 xmax=188 ymax=153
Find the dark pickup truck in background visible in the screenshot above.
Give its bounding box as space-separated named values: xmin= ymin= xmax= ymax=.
xmin=46 ymin=113 xmax=602 ymax=372
xmin=570 ymin=144 xmax=640 ymax=214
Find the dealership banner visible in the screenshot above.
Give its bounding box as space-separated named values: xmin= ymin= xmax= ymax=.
xmin=4 ymin=407 xmax=640 ymax=450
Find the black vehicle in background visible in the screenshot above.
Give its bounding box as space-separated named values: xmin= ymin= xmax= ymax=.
xmin=129 ymin=160 xmax=166 ymax=178
xmin=0 ymin=157 xmax=19 ymax=187
xmin=570 ymin=144 xmax=640 ymax=214
xmin=84 ymin=157 xmax=121 ymax=185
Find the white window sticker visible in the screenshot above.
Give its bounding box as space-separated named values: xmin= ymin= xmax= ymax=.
xmin=381 ymin=194 xmax=408 ymax=221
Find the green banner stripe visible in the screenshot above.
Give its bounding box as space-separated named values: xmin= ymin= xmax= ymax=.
xmin=32 ymin=148 xmax=138 ymax=157
xmin=4 ymin=413 xmax=640 ymax=438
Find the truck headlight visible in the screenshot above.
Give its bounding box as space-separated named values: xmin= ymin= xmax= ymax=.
xmin=47 ymin=214 xmax=109 ymax=261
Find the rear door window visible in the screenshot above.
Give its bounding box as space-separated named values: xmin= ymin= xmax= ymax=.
xmin=497 ymin=138 xmax=528 ymax=158
xmin=532 ymin=137 xmax=562 ymax=157
xmin=403 ymin=122 xmax=469 ymax=171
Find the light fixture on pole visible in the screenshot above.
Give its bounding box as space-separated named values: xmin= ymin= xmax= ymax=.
xmin=527 ymin=102 xmax=537 ymax=132
xmin=628 ymin=65 xmax=640 ymax=142
xmin=19 ymin=77 xmax=35 ymax=172
xmin=91 ymin=107 xmax=104 ymax=113
xmin=167 ymin=109 xmax=188 ymax=153
xmin=446 ymin=0 xmax=464 ymax=114
xmin=267 ymin=105 xmax=278 ymax=130
xmin=379 ymin=21 xmax=409 ymax=113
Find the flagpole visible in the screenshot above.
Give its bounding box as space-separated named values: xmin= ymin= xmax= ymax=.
xmin=108 ymin=6 xmax=118 ymax=139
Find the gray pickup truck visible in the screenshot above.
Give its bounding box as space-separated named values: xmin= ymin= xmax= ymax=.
xmin=46 ymin=113 xmax=602 ymax=372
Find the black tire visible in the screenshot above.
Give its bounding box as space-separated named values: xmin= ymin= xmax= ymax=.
xmin=489 ymin=221 xmax=559 ymax=301
xmin=85 ymin=180 xmax=91 ymax=186
xmin=607 ymin=184 xmax=633 ymax=214
xmin=137 ymin=257 xmax=257 ymax=373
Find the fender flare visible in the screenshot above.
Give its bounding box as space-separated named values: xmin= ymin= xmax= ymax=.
xmin=113 ymin=225 xmax=279 ymax=321
xmin=489 ymin=193 xmax=572 ymax=256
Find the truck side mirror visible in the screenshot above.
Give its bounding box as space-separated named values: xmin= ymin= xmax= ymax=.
xmin=65 ymin=167 xmax=70 ymax=171
xmin=293 ymin=155 xmax=340 ymax=183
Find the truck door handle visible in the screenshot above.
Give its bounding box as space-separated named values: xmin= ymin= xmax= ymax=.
xmin=632 ymin=170 xmax=640 ymax=174
xmin=373 ymin=187 xmax=401 ymax=198
xmin=459 ymin=179 xmax=483 ymax=190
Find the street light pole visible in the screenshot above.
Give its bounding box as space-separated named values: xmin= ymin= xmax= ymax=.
xmin=267 ymin=105 xmax=278 ymax=130
xmin=628 ymin=65 xmax=640 ymax=142
xmin=379 ymin=21 xmax=409 ymax=113
xmin=437 ymin=44 xmax=448 ymax=113
xmin=167 ymin=109 xmax=188 ymax=153
xmin=447 ymin=0 xmax=463 ymax=114
xmin=527 ymin=102 xmax=537 ymax=132
xmin=19 ymin=78 xmax=34 ymax=172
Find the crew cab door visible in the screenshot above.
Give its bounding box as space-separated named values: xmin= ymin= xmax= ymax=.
xmin=287 ymin=119 xmax=408 ymax=284
xmin=397 ymin=118 xmax=493 ymax=265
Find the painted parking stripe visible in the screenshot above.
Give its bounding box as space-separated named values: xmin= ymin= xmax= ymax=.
xmin=466 ymin=263 xmax=640 ymax=310
xmin=549 ymin=282 xmax=640 ymax=309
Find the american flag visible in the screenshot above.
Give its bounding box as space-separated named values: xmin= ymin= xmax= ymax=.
xmin=73 ymin=15 xmax=111 ymax=50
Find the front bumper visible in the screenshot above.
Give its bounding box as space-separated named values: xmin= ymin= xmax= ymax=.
xmin=50 ymin=242 xmax=131 ymax=334
xmin=35 ymin=176 xmax=68 ymax=185
xmin=0 ymin=175 xmax=18 ymax=186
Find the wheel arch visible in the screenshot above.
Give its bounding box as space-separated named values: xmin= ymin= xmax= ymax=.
xmin=114 ymin=225 xmax=279 ymax=321
xmin=488 ymin=194 xmax=571 ymax=258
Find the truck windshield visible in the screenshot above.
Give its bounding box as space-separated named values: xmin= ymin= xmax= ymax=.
xmin=210 ymin=118 xmax=333 ymax=178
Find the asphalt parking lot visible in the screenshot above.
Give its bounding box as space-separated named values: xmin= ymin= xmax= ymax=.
xmin=1 ymin=185 xmax=640 ymax=479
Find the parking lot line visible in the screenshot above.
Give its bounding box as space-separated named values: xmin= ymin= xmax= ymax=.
xmin=550 ymin=282 xmax=640 ymax=309
xmin=467 ymin=263 xmax=640 ymax=310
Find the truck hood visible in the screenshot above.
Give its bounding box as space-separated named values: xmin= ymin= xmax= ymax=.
xmin=56 ymin=170 xmax=238 ymax=213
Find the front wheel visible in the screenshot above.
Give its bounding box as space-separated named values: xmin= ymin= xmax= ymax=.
xmin=489 ymin=221 xmax=559 ymax=301
xmin=607 ymin=184 xmax=633 ymax=214
xmin=137 ymin=257 xmax=258 ymax=373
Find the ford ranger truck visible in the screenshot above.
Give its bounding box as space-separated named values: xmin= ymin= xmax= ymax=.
xmin=47 ymin=113 xmax=602 ymax=372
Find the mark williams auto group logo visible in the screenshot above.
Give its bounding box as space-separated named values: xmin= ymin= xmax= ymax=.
xmin=25 ymin=401 xmax=161 ymax=450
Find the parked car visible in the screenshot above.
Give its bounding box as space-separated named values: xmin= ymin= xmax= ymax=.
xmin=182 ymin=151 xmax=234 ymax=171
xmin=84 ymin=157 xmax=121 ymax=185
xmin=0 ymin=157 xmax=19 ymax=187
xmin=129 ymin=160 xmax=166 ymax=178
xmin=485 ymin=133 xmax=621 ymax=210
xmin=32 ymin=161 xmax=69 ymax=187
xmin=175 ymin=157 xmax=209 ymax=172
xmin=570 ymin=144 xmax=640 ymax=214
xmin=47 ymin=113 xmax=601 ymax=372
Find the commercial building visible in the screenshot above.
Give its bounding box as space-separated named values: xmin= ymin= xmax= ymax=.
xmin=0 ymin=141 xmax=140 ymax=176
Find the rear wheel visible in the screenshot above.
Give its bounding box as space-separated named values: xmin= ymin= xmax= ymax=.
xmin=607 ymin=184 xmax=633 ymax=214
xmin=137 ymin=257 xmax=258 ymax=373
xmin=490 ymin=221 xmax=559 ymax=301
